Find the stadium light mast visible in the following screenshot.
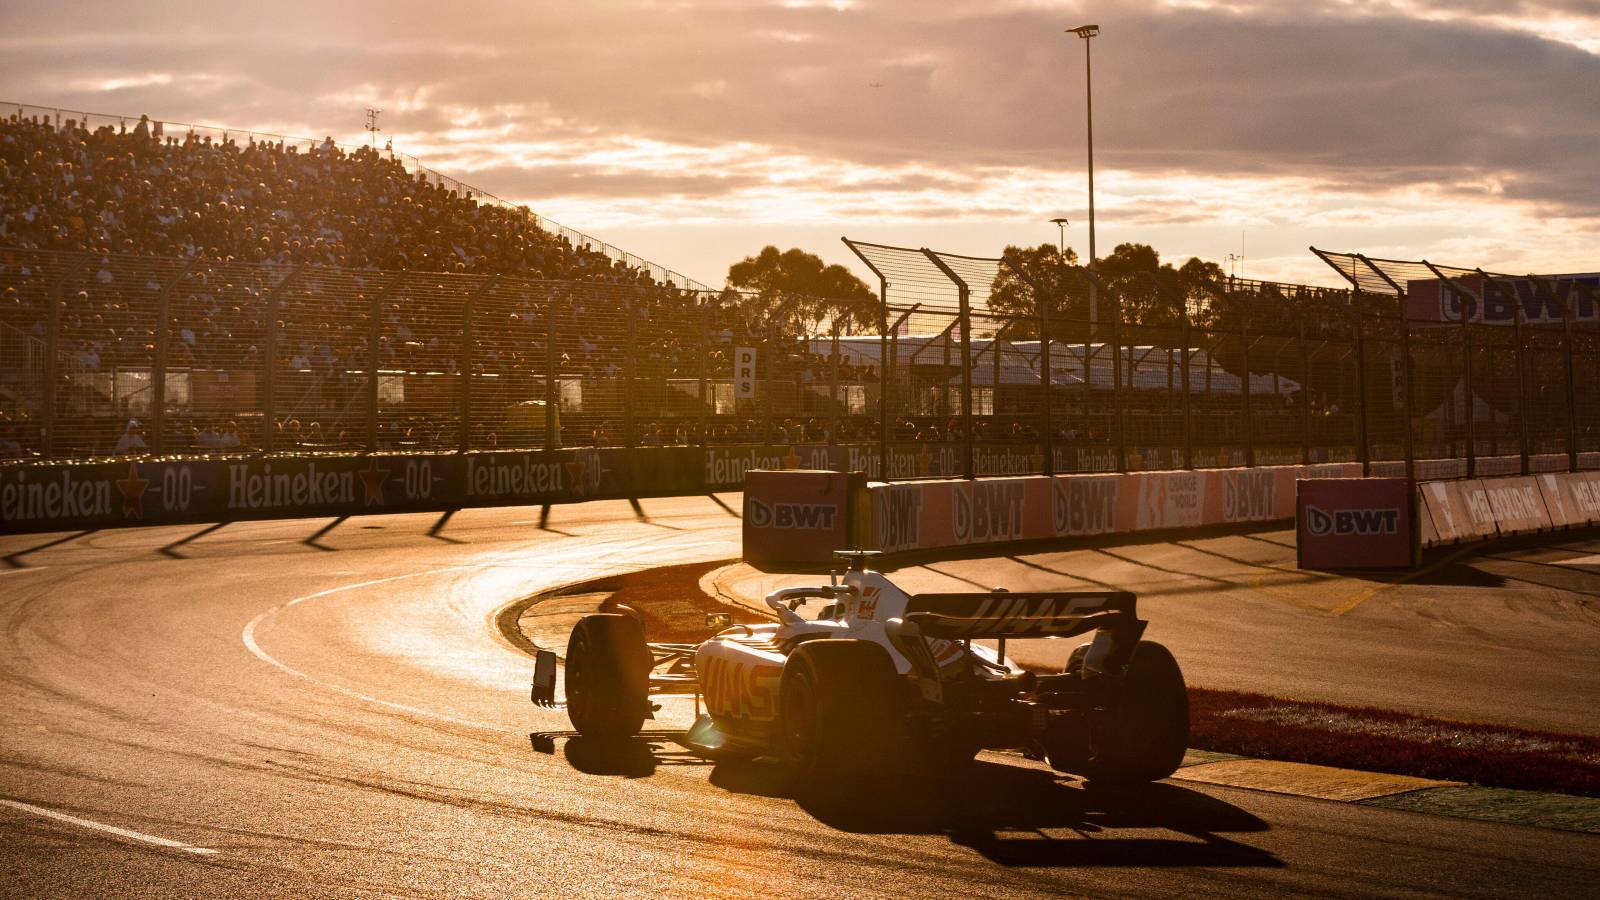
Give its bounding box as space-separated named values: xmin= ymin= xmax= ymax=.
xmin=1068 ymin=24 xmax=1099 ymax=325
xmin=365 ymin=107 xmax=382 ymax=146
xmin=1050 ymin=217 xmax=1070 ymax=259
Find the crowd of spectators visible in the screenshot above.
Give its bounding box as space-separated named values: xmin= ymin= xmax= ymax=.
xmin=8 ymin=110 xmax=1306 ymax=461
xmin=0 ymin=111 xmax=897 ymax=457
xmin=0 ymin=112 xmax=663 ymax=282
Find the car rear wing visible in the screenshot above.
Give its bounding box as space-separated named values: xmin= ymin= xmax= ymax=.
xmin=901 ymin=590 xmax=1139 ymax=641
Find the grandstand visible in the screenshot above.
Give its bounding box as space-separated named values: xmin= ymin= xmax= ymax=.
xmin=6 ymin=102 xmax=1587 ymax=484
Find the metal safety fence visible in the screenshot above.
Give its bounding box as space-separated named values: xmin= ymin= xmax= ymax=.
xmin=2 ymin=245 xmax=1595 ymax=485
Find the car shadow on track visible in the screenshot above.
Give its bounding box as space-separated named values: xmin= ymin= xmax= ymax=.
xmin=535 ymin=731 xmax=1281 ymax=869
xmin=747 ymin=760 xmax=1280 ymax=870
xmin=533 ymin=730 xmax=716 ymax=778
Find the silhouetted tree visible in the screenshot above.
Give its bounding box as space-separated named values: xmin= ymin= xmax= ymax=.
xmin=726 ymin=246 xmax=877 ymax=336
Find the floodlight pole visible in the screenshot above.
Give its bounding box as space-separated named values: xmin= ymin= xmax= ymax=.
xmin=1069 ymin=25 xmax=1100 ymax=328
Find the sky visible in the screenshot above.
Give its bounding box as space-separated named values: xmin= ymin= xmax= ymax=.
xmin=2 ymin=0 xmax=1597 ymax=289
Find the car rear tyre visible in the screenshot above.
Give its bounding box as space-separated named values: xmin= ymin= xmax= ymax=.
xmin=1049 ymin=640 xmax=1188 ymax=783
xmin=779 ymin=640 xmax=903 ymax=782
xmin=565 ymin=614 xmax=651 ymax=740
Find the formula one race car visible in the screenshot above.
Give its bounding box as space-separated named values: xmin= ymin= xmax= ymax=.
xmin=532 ymin=551 xmax=1188 ymax=783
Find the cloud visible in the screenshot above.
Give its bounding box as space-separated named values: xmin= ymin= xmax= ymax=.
xmin=0 ymin=0 xmax=1596 ymax=281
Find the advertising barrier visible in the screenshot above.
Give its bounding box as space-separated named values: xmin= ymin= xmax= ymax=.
xmin=864 ymin=463 xmax=1363 ymax=554
xmin=1480 ymin=476 xmax=1552 ymax=535
xmin=742 ymin=470 xmax=858 ymax=564
xmin=1419 ymin=479 xmax=1496 ymax=545
xmin=1415 ymin=473 xmax=1569 ymax=547
xmin=1535 ymin=471 xmax=1600 ymax=529
xmin=1296 ymin=478 xmax=1415 ymax=570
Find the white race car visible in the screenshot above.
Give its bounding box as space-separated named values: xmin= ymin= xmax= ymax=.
xmin=533 ymin=551 xmax=1188 ymax=783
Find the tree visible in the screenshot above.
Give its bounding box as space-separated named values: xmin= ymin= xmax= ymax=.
xmin=987 ymin=243 xmax=1083 ymax=339
xmin=726 ymin=246 xmax=877 ymax=336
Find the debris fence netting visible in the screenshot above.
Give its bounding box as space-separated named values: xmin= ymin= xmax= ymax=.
xmin=2 ymin=245 xmax=1595 ymax=481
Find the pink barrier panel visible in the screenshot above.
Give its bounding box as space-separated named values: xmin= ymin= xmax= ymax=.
xmin=872 ymin=481 xmax=929 ymax=553
xmin=1133 ymin=470 xmax=1208 ymax=531
xmin=1050 ymin=474 xmax=1121 ymax=537
xmin=866 ymin=463 xmax=1369 ymax=554
xmin=743 ymin=470 xmax=854 ymax=564
xmin=1296 ymin=478 xmax=1415 ymax=570
xmin=1479 ymin=476 xmax=1552 ymax=535
xmin=952 ymin=476 xmax=1053 ymax=545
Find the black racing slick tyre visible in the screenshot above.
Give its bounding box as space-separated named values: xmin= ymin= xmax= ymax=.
xmin=565 ymin=614 xmax=651 ymax=740
xmin=778 ymin=640 xmax=903 ymax=781
xmin=1048 ymin=640 xmax=1189 ymax=784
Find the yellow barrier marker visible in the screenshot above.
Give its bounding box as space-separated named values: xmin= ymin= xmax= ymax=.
xmin=1176 ymin=757 xmax=1461 ymax=802
xmin=1328 ymin=543 xmax=1477 ymax=617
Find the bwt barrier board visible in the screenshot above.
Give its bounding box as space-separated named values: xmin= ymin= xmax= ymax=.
xmin=1296 ymin=478 xmax=1415 ymax=570
xmin=742 ymin=469 xmax=854 ymax=564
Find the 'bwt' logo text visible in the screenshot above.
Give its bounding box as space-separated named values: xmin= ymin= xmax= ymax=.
xmin=747 ymin=497 xmax=839 ymax=530
xmin=1304 ymin=505 xmax=1400 ymax=537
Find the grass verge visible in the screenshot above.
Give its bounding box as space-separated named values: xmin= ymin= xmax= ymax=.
xmin=1189 ymin=689 xmax=1600 ymax=797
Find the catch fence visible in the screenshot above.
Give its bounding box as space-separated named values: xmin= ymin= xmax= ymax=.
xmin=1 ymin=245 xmax=1595 ymax=483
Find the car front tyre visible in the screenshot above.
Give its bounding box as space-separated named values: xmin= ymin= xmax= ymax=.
xmin=565 ymin=613 xmax=651 ymax=740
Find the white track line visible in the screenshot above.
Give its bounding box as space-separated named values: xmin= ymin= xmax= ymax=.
xmin=240 ymin=534 xmax=735 ymax=733
xmin=241 ymin=565 xmax=509 ymax=733
xmin=1 ymin=798 xmax=219 ymax=856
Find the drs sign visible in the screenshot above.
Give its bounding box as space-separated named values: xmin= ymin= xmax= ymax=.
xmin=1297 ymin=477 xmax=1415 ymax=570
xmin=734 ymin=347 xmax=757 ymax=399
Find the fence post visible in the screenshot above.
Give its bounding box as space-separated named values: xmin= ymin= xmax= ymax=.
xmin=1351 ymin=255 xmax=1420 ymax=480
xmin=367 ymin=286 xmax=383 ymax=452
xmin=828 ymin=320 xmax=842 ymax=447
xmin=40 ymin=257 xmax=85 ymax=460
xmin=1294 ymin=290 xmax=1312 ymax=465
xmin=366 ymin=273 xmax=404 ymax=453
xmin=259 ymin=265 xmax=303 ymax=454
xmin=545 ymin=290 xmax=560 ymax=451
xmin=1480 ymin=271 xmax=1530 ymax=475
xmin=1352 ymin=288 xmax=1370 ymax=476
xmin=841 ymin=239 xmax=892 ymax=481
xmin=1399 ymin=304 xmax=1417 ymax=482
xmin=1180 ymin=290 xmax=1194 ymax=470
xmin=1238 ymin=287 xmax=1255 ymax=468
xmin=697 ymin=300 xmax=709 ymax=448
xmin=1551 ymin=275 xmax=1579 ymax=472
xmin=923 ymin=251 xmax=974 ymax=479
xmin=885 ymin=321 xmax=896 ymax=479
xmin=1102 ymin=273 xmax=1126 ymax=473
xmin=1423 ymin=261 xmax=1476 ymax=478
xmin=1041 ymin=299 xmax=1055 ymax=477
xmin=624 ymin=293 xmax=637 ymax=448
xmin=149 ymin=260 xmax=194 ymax=455
xmin=458 ymin=275 xmax=497 ymax=453
xmin=761 ymin=312 xmax=775 ymax=445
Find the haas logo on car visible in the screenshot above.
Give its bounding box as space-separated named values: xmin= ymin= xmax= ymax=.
xmin=948 ymin=595 xmax=1113 ymax=636
xmin=700 ymin=655 xmax=782 ymax=721
xmin=1304 ymin=505 xmax=1400 ymax=536
xmin=747 ymin=497 xmax=838 ymax=530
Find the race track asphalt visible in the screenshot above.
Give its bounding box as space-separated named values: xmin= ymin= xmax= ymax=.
xmin=2 ymin=495 xmax=1596 ymax=897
